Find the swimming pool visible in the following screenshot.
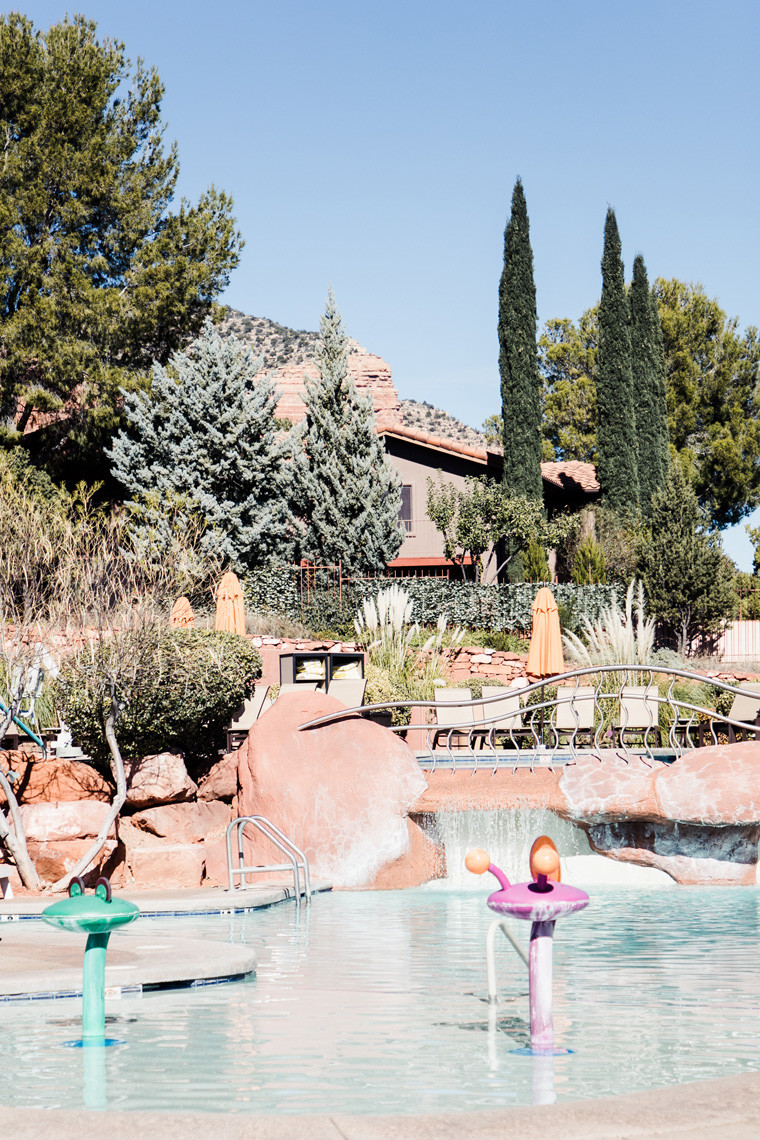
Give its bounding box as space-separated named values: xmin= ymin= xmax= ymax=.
xmin=2 ymin=885 xmax=759 ymax=1115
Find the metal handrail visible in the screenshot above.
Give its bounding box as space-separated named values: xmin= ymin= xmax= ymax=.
xmin=226 ymin=815 xmax=311 ymax=905
xmin=297 ymin=664 xmax=760 ymax=768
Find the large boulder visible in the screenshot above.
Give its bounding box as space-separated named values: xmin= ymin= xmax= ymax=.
xmin=0 ymin=752 xmax=110 ymax=804
xmin=197 ymin=752 xmax=238 ymax=802
xmin=557 ymin=743 xmax=760 ymax=884
xmin=26 ymin=838 xmax=124 ymax=886
xmin=129 ymin=801 xmax=231 ymax=844
xmin=238 ymin=690 xmax=428 ymax=888
xmin=123 ymin=752 xmax=197 ymax=809
xmin=19 ymin=801 xmax=115 ymax=843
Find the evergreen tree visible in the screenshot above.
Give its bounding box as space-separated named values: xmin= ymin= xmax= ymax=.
xmin=498 ymin=178 xmax=543 ymax=500
xmin=629 ymin=255 xmax=669 ymax=512
xmin=292 ymin=291 xmax=403 ymax=574
xmin=0 ymin=14 xmax=241 ymax=469
xmin=596 ymin=209 xmax=639 ymax=512
xmin=108 ymin=320 xmax=294 ymax=572
xmin=638 ymin=465 xmax=736 ymax=654
xmin=540 ymin=281 xmax=760 ymax=525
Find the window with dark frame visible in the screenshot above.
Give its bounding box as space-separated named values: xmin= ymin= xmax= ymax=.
xmin=399 ymin=485 xmax=413 ymax=534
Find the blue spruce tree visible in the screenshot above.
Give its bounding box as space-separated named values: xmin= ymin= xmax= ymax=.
xmin=108 ymin=319 xmax=296 ymax=571
xmin=292 ymin=291 xmax=403 ymax=573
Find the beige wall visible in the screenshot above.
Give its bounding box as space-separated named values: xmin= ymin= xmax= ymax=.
xmin=383 ymin=436 xmax=502 ymax=580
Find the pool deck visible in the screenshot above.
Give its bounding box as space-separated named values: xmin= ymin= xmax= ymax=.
xmin=1 ymin=882 xmax=759 ymax=1138
xmin=0 ymin=881 xmax=331 ymax=998
xmin=2 ymin=1069 xmax=760 ymax=1139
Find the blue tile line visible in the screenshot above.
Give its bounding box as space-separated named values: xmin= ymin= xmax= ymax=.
xmin=0 ymin=971 xmax=247 ymax=1002
xmin=1 ymin=898 xmax=294 ymax=921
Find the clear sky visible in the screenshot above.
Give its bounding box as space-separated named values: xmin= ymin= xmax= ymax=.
xmin=12 ymin=0 xmax=760 ymax=567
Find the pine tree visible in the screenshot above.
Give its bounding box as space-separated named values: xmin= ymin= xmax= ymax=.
xmin=596 ymin=209 xmax=639 ymax=512
xmin=108 ymin=320 xmax=294 ymax=572
xmin=499 ymin=179 xmax=544 ymax=502
xmin=292 ymin=291 xmax=403 ymax=574
xmin=639 ymin=465 xmax=736 ymax=654
xmin=630 ymin=255 xmax=669 ymax=513
xmin=0 ymin=14 xmax=241 ymax=470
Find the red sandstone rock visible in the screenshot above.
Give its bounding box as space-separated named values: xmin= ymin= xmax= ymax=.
xmin=124 ymin=752 xmax=197 ymax=809
xmin=0 ymin=753 xmax=110 ymax=805
xmin=197 ymin=752 xmax=239 ymax=802
xmin=129 ymin=800 xmax=231 ymax=843
xmin=412 ymin=768 xmax=564 ymax=814
xmin=27 ymin=838 xmax=122 ymax=885
xmin=19 ymin=801 xmax=115 ymax=843
xmin=238 ymin=690 xmax=427 ymax=888
xmin=557 ymin=743 xmax=760 ymax=884
xmin=126 ymin=844 xmax=206 ymax=888
xmin=202 ymin=838 xmax=232 ymax=887
xmin=364 ymin=818 xmax=445 ymax=889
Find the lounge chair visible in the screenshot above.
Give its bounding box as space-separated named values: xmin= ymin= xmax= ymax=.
xmin=553 ymin=686 xmax=596 ymax=747
xmin=695 ymin=683 xmax=760 ymax=746
xmin=326 ymin=678 xmax=367 ymax=708
xmin=615 ymin=685 xmax=661 ymax=748
xmin=278 ymin=682 xmax=319 ymax=697
xmin=226 ymin=684 xmax=271 ymax=751
xmin=475 ymin=686 xmax=530 ymax=750
xmin=432 ymin=688 xmax=477 ymax=750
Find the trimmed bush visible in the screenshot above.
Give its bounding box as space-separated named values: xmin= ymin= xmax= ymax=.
xmin=56 ymin=628 xmax=262 ymax=777
xmin=244 ymin=566 xmax=620 ymax=634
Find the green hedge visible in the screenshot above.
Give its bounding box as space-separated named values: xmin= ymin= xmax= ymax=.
xmin=243 ymin=567 xmax=621 ymax=634
xmin=56 ymin=628 xmax=262 ymax=778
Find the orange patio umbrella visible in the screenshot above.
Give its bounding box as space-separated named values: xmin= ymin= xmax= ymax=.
xmin=170 ymin=596 xmax=195 ymax=628
xmin=215 ymin=571 xmax=246 ymax=636
xmin=525 ymin=587 xmax=565 ymax=679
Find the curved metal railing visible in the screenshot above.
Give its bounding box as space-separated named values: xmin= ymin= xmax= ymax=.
xmin=297 ymin=665 xmax=760 ymax=772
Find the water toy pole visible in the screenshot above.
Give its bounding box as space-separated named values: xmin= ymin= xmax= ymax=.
xmin=466 ymin=837 xmax=589 ymax=1055
xmin=42 ymin=877 xmax=139 ymax=1043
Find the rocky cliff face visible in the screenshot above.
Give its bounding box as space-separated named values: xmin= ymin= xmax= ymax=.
xmin=220 ymin=308 xmax=401 ymax=424
xmin=219 ymin=309 xmax=488 ymax=442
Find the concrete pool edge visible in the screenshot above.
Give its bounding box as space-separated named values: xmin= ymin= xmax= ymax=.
xmin=2 ymin=1069 xmax=760 ymax=1139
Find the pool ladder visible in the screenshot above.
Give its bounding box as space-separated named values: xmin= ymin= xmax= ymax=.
xmin=226 ymin=816 xmax=312 ymax=906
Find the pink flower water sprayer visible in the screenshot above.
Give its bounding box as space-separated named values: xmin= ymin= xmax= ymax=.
xmin=466 ymin=836 xmax=589 ymax=1055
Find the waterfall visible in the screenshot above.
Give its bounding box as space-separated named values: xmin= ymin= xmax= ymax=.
xmin=425 ymin=808 xmax=674 ymax=889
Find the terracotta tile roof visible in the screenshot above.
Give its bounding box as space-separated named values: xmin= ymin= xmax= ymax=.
xmin=540 ymin=460 xmax=600 ymax=494
xmin=376 ymin=421 xmax=501 ymax=464
xmin=376 ymin=422 xmax=599 ymax=494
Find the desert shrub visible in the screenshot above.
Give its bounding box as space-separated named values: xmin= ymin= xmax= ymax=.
xmin=56 ymin=628 xmax=261 ymax=778
xmin=465 ymin=630 xmax=530 ymax=654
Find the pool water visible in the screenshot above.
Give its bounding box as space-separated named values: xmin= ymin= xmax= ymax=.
xmin=2 ymin=887 xmax=760 ymax=1115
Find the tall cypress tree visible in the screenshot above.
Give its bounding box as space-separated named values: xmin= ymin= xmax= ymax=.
xmin=499 ymin=178 xmax=543 ymax=501
xmin=291 ymin=290 xmax=403 ymax=574
xmin=596 ymin=209 xmax=639 ymax=511
xmin=629 ymin=254 xmax=670 ymax=513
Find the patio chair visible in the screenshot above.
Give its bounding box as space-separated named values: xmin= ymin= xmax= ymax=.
xmin=553 ymin=686 xmax=596 ymax=747
xmin=277 ymin=683 xmax=319 ymax=697
xmin=326 ymin=678 xmax=367 ymax=708
xmin=696 ymin=683 xmax=760 ymax=746
xmin=475 ymin=686 xmax=531 ymax=750
xmin=615 ymin=685 xmax=661 ymax=748
xmin=432 ymin=688 xmax=477 ymax=750
xmin=226 ymin=684 xmax=271 ymax=751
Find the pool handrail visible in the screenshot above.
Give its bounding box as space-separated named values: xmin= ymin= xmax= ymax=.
xmin=226 ymin=815 xmax=311 ymax=905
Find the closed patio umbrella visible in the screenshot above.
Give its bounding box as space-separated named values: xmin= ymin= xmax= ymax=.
xmin=526 ymin=587 xmax=565 ymax=679
xmin=215 ymin=571 xmax=246 ymax=636
xmin=170 ymin=596 xmax=194 ymax=628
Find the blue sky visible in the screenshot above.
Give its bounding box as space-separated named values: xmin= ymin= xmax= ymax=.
xmin=13 ymin=0 xmax=760 ymax=567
